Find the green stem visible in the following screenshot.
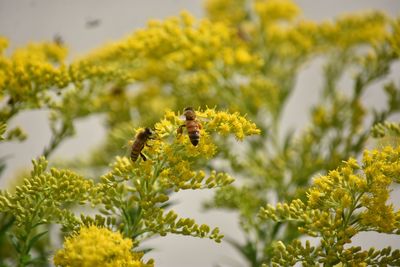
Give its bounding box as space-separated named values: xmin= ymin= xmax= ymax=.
xmin=344 ymin=192 xmax=364 ymax=228
xmin=128 ymin=158 xmax=166 ymax=240
xmin=16 ymin=196 xmax=45 ymax=267
xmin=121 ymin=206 xmax=132 ymax=236
xmin=42 ymin=121 xmax=70 ymax=158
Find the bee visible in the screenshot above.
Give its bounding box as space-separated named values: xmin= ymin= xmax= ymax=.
xmin=130 ymin=127 xmax=153 ymax=162
xmin=178 ymin=107 xmax=202 ymax=146
xmin=53 ymin=34 xmax=64 ymax=46
xmin=85 ymin=18 xmax=101 ymax=29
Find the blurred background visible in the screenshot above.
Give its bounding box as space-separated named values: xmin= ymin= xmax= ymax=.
xmin=1 ymin=0 xmax=400 ymax=266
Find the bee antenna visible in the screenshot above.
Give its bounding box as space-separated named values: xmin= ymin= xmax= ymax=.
xmin=184 ymin=107 xmax=194 ymax=111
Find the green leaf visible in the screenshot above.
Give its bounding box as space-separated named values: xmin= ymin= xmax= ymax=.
xmin=140 ymin=247 xmax=154 ymax=254
xmin=0 ymin=214 xmax=15 ymax=237
xmin=0 ymin=123 xmax=6 ymax=141
xmin=0 ymin=155 xmax=10 ymax=177
xmin=226 ymin=237 xmax=258 ymax=266
xmin=9 ymin=235 xmax=20 ymax=253
xmin=27 ymin=231 xmax=48 ymax=253
xmin=25 ymin=256 xmax=48 ymax=266
xmin=21 ymin=254 xmax=31 ymax=264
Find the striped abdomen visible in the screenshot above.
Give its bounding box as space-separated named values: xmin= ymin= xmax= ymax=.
xmin=186 ymin=120 xmax=200 ymax=146
xmin=130 ymin=139 xmax=145 ymax=161
xmin=130 ymin=127 xmax=153 ymax=162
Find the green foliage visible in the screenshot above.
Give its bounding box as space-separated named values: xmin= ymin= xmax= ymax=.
xmin=0 ymin=123 xmax=27 ymax=143
xmin=200 ymin=0 xmax=400 ymax=265
xmin=0 ymin=157 xmax=94 ymax=266
xmin=0 ymin=0 xmax=400 ymax=266
xmin=0 ymin=108 xmax=258 ymax=266
xmin=259 ymin=146 xmax=400 ymax=266
xmin=85 ymin=109 xmax=258 ymax=247
xmin=372 ymin=121 xmax=400 ymax=138
xmin=0 ymin=123 xmax=6 ymax=142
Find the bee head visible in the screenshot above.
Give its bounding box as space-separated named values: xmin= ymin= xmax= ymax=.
xmin=183 ymin=107 xmax=196 ymax=120
xmin=144 ymin=127 xmax=153 ymax=136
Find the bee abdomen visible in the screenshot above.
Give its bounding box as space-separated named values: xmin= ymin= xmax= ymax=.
xmin=188 ymin=131 xmax=200 ymax=146
xmin=130 ymin=150 xmax=140 ymax=161
xmin=131 ymin=140 xmax=144 ymax=162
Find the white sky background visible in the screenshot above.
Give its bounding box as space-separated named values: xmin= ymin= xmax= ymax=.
xmin=1 ymin=1 xmax=400 ymax=266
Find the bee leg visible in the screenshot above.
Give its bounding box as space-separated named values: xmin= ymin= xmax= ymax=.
xmin=199 ymin=122 xmax=203 ymax=129
xmin=140 ymin=152 xmax=147 ymax=161
xmin=177 ymin=125 xmax=185 ymax=135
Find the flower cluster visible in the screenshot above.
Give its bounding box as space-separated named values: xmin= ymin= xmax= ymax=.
xmin=332 ymin=11 xmax=388 ymax=48
xmin=54 ymin=225 xmax=153 ymax=267
xmin=0 ymin=122 xmax=26 ymax=142
xmin=91 ymin=108 xmax=259 ymax=246
xmin=70 ymin=12 xmax=260 ymax=133
xmin=371 ymin=122 xmax=400 ymax=151
xmin=391 ymin=17 xmax=400 ymax=56
xmin=0 ymin=108 xmax=259 ymax=266
xmin=0 ymin=37 xmax=101 ymax=158
xmin=0 ymin=157 xmax=94 ymax=265
xmin=1 ymin=1 xmax=400 ymax=266
xmin=254 ymin=0 xmax=299 ymax=25
xmin=259 ymin=146 xmax=400 ymax=266
xmin=201 ymin=2 xmax=400 ymax=265
xmin=78 ymin=11 xmax=255 ymax=81
xmin=205 ymin=0 xmax=248 ymax=25
xmin=371 ymin=121 xmax=400 ymax=138
xmin=0 ymin=40 xmax=69 ymax=119
xmin=0 ymin=157 xmax=93 ymax=233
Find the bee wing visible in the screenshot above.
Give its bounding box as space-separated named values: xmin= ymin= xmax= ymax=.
xmin=192 ymin=110 xmax=211 ymax=121
xmin=178 ymin=113 xmax=210 ymax=121
xmin=196 ymin=115 xmax=210 ymax=123
xmin=122 ymin=139 xmax=134 ymax=158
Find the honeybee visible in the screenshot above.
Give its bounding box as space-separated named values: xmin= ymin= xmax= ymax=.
xmin=53 ymin=34 xmax=64 ymax=46
xmin=130 ymin=128 xmax=153 ymax=162
xmin=178 ymin=107 xmax=202 ymax=146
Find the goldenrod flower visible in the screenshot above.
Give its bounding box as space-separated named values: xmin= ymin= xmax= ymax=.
xmin=0 ymin=37 xmax=8 ymax=53
xmin=90 ymin=108 xmax=257 ymax=248
xmin=260 ymin=146 xmax=400 ymax=265
xmin=54 ymin=226 xmax=152 ymax=267
xmin=254 ymin=0 xmax=300 ymax=25
xmin=205 ymin=0 xmax=248 ymax=25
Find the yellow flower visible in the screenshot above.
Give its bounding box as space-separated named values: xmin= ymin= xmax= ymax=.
xmin=301 ymin=146 xmax=400 ymax=233
xmin=205 ymin=0 xmax=248 ymax=25
xmin=180 ymin=10 xmax=195 ymax=27
xmin=356 ymin=146 xmax=400 ymax=232
xmin=54 ymin=226 xmax=153 ymax=267
xmin=0 ymin=36 xmax=8 ymax=53
xmin=157 ymin=108 xmax=260 ymax=144
xmin=340 ymin=193 xmax=352 ymax=208
xmin=254 ymin=0 xmax=300 ymax=25
xmin=360 ymin=203 xmax=396 ymax=232
xmin=329 ymin=11 xmax=388 ymax=48
xmin=390 ymin=18 xmax=400 ymax=56
xmin=307 ymin=188 xmax=324 ymax=208
xmin=218 ymin=123 xmax=231 ymax=135
xmin=1 ymin=41 xmax=70 ymax=101
xmin=235 ymin=48 xmax=252 ymax=64
xmin=312 ymin=106 xmax=327 ymax=127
